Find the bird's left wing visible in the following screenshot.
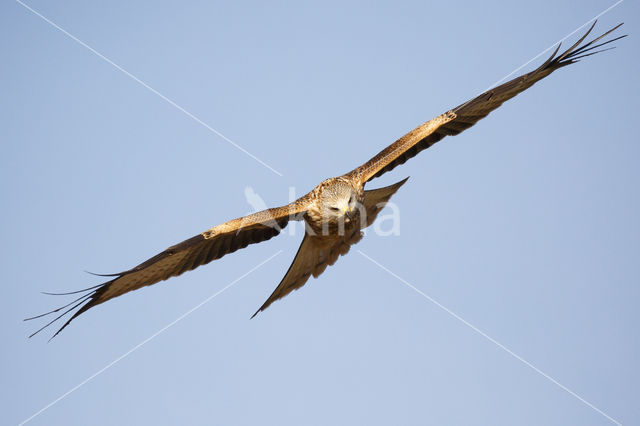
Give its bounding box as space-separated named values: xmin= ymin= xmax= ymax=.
xmin=27 ymin=198 xmax=311 ymax=339
xmin=347 ymin=21 xmax=625 ymax=184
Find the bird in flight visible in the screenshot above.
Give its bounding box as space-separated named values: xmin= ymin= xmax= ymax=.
xmin=27 ymin=22 xmax=625 ymax=339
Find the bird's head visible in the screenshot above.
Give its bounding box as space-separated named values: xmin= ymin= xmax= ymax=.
xmin=317 ymin=180 xmax=360 ymax=222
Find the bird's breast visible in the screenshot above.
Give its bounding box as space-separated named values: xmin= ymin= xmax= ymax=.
xmin=304 ymin=210 xmax=362 ymax=237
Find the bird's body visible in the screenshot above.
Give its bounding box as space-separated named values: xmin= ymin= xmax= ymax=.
xmin=27 ymin=21 xmax=626 ymax=339
xmin=252 ymin=175 xmax=406 ymax=316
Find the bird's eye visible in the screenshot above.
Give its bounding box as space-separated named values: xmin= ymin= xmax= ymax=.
xmin=329 ymin=206 xmax=340 ymax=212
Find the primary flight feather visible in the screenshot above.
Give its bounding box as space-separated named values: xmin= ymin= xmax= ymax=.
xmin=27 ymin=21 xmax=625 ymax=339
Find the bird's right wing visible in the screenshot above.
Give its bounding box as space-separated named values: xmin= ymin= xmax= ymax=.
xmin=347 ymin=22 xmax=625 ymax=184
xmin=27 ymin=197 xmax=312 ymax=339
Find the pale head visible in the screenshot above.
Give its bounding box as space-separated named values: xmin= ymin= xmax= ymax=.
xmin=316 ymin=180 xmax=359 ymax=221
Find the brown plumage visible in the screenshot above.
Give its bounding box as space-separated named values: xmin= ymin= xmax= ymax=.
xmin=27 ymin=22 xmax=625 ymax=339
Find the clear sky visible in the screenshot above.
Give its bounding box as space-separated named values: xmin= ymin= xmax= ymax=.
xmin=2 ymin=1 xmax=638 ymax=425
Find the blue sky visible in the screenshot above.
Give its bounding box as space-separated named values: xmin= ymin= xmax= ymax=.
xmin=2 ymin=1 xmax=638 ymax=425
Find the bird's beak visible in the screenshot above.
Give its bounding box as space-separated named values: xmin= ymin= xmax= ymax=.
xmin=343 ymin=206 xmax=352 ymax=222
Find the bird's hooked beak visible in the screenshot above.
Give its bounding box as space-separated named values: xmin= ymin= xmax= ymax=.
xmin=342 ymin=205 xmax=352 ymax=222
